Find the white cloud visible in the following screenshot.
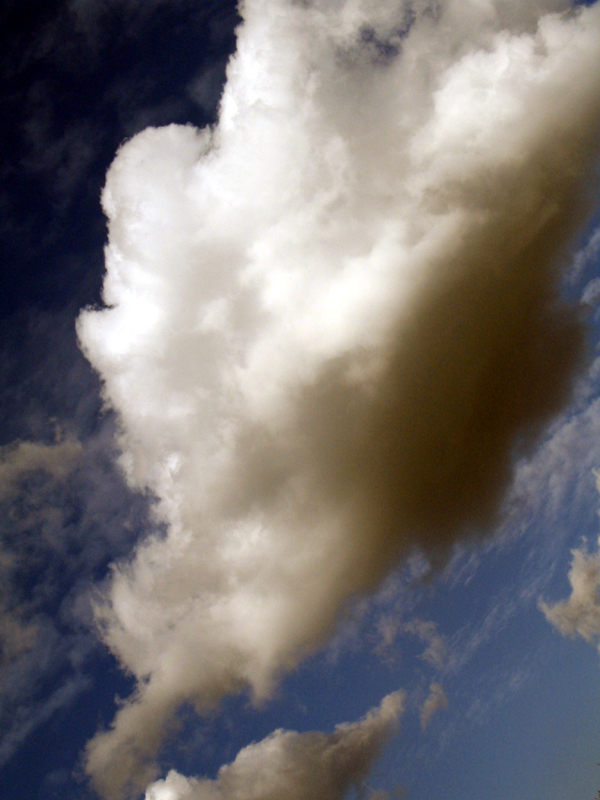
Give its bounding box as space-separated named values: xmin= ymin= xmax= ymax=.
xmin=540 ymin=527 xmax=600 ymax=648
xmin=420 ymin=683 xmax=448 ymax=730
xmin=76 ymin=0 xmax=600 ymax=795
xmin=145 ymin=691 xmax=405 ymax=800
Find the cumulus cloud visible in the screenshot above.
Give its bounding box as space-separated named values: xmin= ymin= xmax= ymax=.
xmin=76 ymin=0 xmax=600 ymax=795
xmin=144 ymin=691 xmax=404 ymax=800
xmin=540 ymin=490 xmax=600 ymax=647
xmin=420 ymin=682 xmax=448 ymax=730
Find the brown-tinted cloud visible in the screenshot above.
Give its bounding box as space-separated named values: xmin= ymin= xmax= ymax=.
xmin=144 ymin=691 xmax=404 ymax=800
xmin=76 ymin=1 xmax=600 ymax=796
xmin=540 ymin=472 xmax=600 ymax=646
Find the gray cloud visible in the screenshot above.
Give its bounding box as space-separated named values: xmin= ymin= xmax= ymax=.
xmin=75 ymin=1 xmax=600 ymax=795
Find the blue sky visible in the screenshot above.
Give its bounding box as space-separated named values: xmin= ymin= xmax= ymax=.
xmin=2 ymin=2 xmax=600 ymax=799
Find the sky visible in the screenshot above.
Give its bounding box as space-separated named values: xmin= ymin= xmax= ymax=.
xmin=3 ymin=1 xmax=600 ymax=799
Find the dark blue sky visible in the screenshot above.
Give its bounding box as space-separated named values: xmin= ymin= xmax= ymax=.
xmin=0 ymin=3 xmax=236 ymax=797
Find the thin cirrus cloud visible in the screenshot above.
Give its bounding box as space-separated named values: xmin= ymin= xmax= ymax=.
xmin=74 ymin=0 xmax=600 ymax=797
xmin=0 ymin=419 xmax=153 ymax=774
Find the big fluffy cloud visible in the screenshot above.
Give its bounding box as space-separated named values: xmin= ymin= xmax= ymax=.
xmin=77 ymin=1 xmax=600 ymax=796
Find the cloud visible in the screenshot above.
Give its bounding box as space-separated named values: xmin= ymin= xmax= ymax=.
xmin=144 ymin=691 xmax=404 ymax=800
xmin=375 ymin=615 xmax=448 ymax=670
xmin=0 ymin=595 xmax=38 ymax=670
xmin=570 ymin=224 xmax=600 ymax=283
xmin=76 ymin=0 xmax=600 ymax=795
xmin=420 ymin=683 xmax=448 ymax=730
xmin=0 ymin=436 xmax=83 ymax=678
xmin=0 ymin=424 xmax=154 ymax=768
xmin=0 ymin=672 xmax=91 ymax=768
xmin=540 ymin=528 xmax=600 ymax=648
xmin=22 ymin=88 xmax=100 ymax=213
xmin=403 ymin=620 xmax=448 ymax=671
xmin=0 ymin=438 xmax=83 ymax=499
xmin=187 ymin=61 xmax=228 ymax=116
xmin=581 ymin=277 xmax=600 ymax=307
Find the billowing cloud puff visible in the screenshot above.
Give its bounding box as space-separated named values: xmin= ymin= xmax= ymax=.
xmin=144 ymin=691 xmax=404 ymax=800
xmin=540 ymin=482 xmax=600 ymax=647
xmin=77 ymin=0 xmax=600 ymax=796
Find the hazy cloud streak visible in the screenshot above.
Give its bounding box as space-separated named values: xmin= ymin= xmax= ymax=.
xmin=420 ymin=682 xmax=448 ymax=730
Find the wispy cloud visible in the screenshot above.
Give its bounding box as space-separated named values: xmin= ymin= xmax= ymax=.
xmin=404 ymin=621 xmax=449 ymax=672
xmin=420 ymin=683 xmax=448 ymax=730
xmin=0 ymin=438 xmax=83 ymax=499
xmin=0 ymin=671 xmax=91 ymax=768
xmin=376 ymin=616 xmax=448 ymax=671
xmin=569 ymin=225 xmax=600 ymax=283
